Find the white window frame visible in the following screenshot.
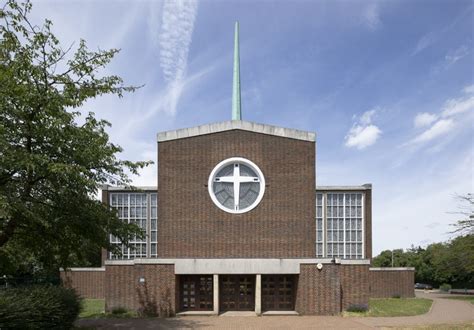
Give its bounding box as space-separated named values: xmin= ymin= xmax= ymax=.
xmin=208 ymin=157 xmax=266 ymax=214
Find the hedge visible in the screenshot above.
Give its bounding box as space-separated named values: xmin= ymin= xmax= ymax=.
xmin=0 ymin=285 xmax=82 ymax=329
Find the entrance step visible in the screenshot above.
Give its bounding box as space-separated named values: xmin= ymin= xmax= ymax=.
xmin=219 ymin=311 xmax=257 ymax=317
xmin=176 ymin=311 xmax=217 ymax=316
xmin=262 ymin=311 xmax=299 ymax=316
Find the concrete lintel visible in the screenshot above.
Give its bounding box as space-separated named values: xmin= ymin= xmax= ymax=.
xmin=370 ymin=267 xmax=415 ymax=271
xmin=157 ymin=120 xmax=316 ymax=143
xmin=104 ymin=258 xmax=370 ymax=271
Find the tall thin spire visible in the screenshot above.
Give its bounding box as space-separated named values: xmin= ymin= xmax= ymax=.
xmin=232 ymin=21 xmax=241 ymax=121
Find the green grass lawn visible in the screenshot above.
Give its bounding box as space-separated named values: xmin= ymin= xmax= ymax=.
xmin=345 ymin=298 xmax=433 ymax=317
xmin=443 ymin=296 xmax=474 ymax=304
xmin=79 ymin=299 xmax=138 ymax=319
xmin=80 ymin=299 xmax=105 ymax=318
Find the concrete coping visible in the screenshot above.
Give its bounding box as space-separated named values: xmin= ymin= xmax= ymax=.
xmin=60 ymin=267 xmax=105 ymax=272
xmin=157 ymin=120 xmax=316 ymax=143
xmin=316 ymin=184 xmax=372 ymax=191
xmin=101 ymin=185 xmax=156 ymax=191
xmin=369 ymin=267 xmax=415 ymax=271
xmin=101 ymin=185 xmax=372 ymax=192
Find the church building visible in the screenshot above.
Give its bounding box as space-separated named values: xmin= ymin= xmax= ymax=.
xmin=61 ymin=23 xmax=414 ymax=316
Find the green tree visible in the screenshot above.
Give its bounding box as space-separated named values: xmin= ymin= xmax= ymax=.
xmin=450 ymin=193 xmax=473 ymax=236
xmin=0 ymin=1 xmax=150 ymax=274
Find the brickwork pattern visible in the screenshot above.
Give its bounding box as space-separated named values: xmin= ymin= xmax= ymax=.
xmin=340 ymin=265 xmax=370 ymax=310
xmin=105 ymin=264 xmax=176 ymax=316
xmin=295 ymin=264 xmax=341 ymax=315
xmin=369 ymin=269 xmax=415 ymax=298
xmin=60 ymin=270 xmax=104 ymax=299
xmin=158 ymin=130 xmax=316 ymax=258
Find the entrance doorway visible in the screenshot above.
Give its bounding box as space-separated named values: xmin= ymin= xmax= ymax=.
xmin=262 ymin=275 xmax=296 ymax=311
xmin=219 ymin=275 xmax=255 ymax=311
xmin=179 ymin=275 xmax=213 ymax=311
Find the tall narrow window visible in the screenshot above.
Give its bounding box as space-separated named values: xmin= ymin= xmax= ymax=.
xmin=150 ymin=193 xmax=157 ymax=257
xmin=109 ymin=192 xmax=148 ymax=259
xmin=316 ymin=193 xmax=324 ymax=257
xmin=325 ymin=192 xmax=364 ymax=259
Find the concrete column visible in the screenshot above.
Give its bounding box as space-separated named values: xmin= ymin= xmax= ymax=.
xmin=213 ymin=274 xmax=219 ymax=315
xmin=255 ymin=274 xmax=262 ymax=315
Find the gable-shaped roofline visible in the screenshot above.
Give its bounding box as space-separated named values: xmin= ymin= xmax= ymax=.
xmin=157 ymin=120 xmax=316 ymax=143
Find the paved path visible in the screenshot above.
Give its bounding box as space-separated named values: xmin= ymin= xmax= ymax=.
xmin=353 ymin=291 xmax=474 ymax=328
xmin=77 ymin=291 xmax=474 ymax=329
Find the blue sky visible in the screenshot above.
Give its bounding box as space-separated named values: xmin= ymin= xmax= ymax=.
xmin=28 ymin=0 xmax=473 ymax=255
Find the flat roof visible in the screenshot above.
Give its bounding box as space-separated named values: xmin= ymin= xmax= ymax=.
xmin=102 ymin=185 xmax=372 ymax=191
xmin=157 ymin=120 xmax=316 ymax=143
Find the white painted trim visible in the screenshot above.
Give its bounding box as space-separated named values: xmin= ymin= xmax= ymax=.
xmin=208 ymin=157 xmax=265 ymax=214
xmin=157 ymin=120 xmax=316 ymax=142
xmin=60 ymin=267 xmax=105 ymax=272
xmin=369 ymin=267 xmax=415 ymax=271
xmin=316 ymin=185 xmax=372 ymax=191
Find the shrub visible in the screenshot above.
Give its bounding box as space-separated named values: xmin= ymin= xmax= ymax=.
xmin=111 ymin=306 xmax=129 ymax=315
xmin=439 ymin=283 xmax=452 ymax=292
xmin=346 ymin=303 xmax=369 ymax=313
xmin=0 ymin=285 xmax=82 ymax=329
xmin=392 ymin=294 xmax=401 ymax=298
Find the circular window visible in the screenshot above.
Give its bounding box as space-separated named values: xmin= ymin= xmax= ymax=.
xmin=208 ymin=157 xmax=265 ymax=214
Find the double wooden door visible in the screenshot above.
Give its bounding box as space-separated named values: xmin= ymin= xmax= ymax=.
xmin=219 ymin=275 xmax=255 ymax=311
xmin=261 ymin=275 xmax=296 ymax=311
xmin=179 ymin=275 xmax=213 ymax=311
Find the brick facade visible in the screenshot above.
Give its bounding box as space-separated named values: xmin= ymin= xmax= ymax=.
xmin=60 ymin=269 xmax=105 ymax=299
xmin=158 ymin=130 xmax=316 ymax=258
xmin=341 ymin=265 xmax=370 ymax=309
xmin=295 ymin=264 xmax=341 ymax=315
xmin=369 ymin=268 xmax=415 ymax=298
xmin=105 ymin=264 xmax=176 ymax=316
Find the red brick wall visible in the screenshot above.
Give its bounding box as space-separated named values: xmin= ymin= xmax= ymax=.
xmin=340 ymin=265 xmax=370 ymax=310
xmin=60 ymin=269 xmax=105 ymax=299
xmin=369 ymin=269 xmax=415 ymax=298
xmin=105 ymin=264 xmax=176 ymax=316
xmin=295 ymin=264 xmax=341 ymax=315
xmin=158 ymin=130 xmax=316 ymax=258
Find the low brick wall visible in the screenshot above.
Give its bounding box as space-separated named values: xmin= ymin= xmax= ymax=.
xmin=105 ymin=264 xmax=176 ymax=316
xmin=369 ymin=267 xmax=415 ymax=298
xmin=296 ymin=264 xmax=341 ymax=315
xmin=60 ymin=268 xmax=105 ymax=299
xmin=341 ymin=265 xmax=370 ymax=310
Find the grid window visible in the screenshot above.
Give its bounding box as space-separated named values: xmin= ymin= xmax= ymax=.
xmin=316 ymin=193 xmax=324 ymax=257
xmin=109 ymin=193 xmax=150 ymax=260
xmin=325 ymin=193 xmax=363 ymax=259
xmin=150 ymin=193 xmax=157 ymax=257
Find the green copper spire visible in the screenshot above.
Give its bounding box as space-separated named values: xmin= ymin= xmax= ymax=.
xmin=232 ymin=21 xmax=241 ymax=121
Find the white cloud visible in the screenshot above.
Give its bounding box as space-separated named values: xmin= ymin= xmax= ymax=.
xmin=410 ymin=118 xmax=455 ymax=144
xmin=345 ymin=109 xmax=382 ymax=149
xmin=360 ymin=109 xmax=376 ymax=125
xmin=362 ymin=3 xmax=381 ymax=31
xmin=445 ymin=45 xmax=469 ymax=65
xmin=441 ymin=96 xmax=474 ymax=118
xmin=463 ymin=85 xmax=474 ymax=94
xmin=150 ymin=0 xmax=198 ymax=115
xmin=414 ymin=112 xmax=438 ymax=128
xmin=411 ymin=32 xmax=436 ymax=56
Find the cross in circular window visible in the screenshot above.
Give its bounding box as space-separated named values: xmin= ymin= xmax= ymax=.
xmin=214 ymin=163 xmax=260 ymax=211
